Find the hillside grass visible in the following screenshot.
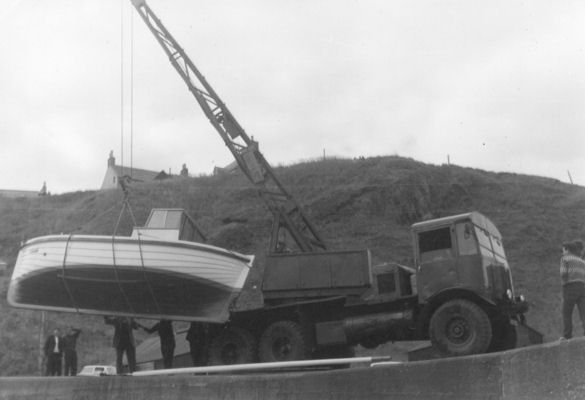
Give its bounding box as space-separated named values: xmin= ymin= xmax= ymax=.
xmin=0 ymin=155 xmax=583 ymax=375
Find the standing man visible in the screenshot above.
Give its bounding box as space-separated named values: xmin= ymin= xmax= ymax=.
xmin=44 ymin=328 xmax=63 ymax=376
xmin=560 ymin=240 xmax=585 ymax=339
xmin=104 ymin=316 xmax=139 ymax=374
xmin=186 ymin=322 xmax=209 ymax=366
xmin=62 ymin=327 xmax=82 ymax=376
xmin=140 ymin=320 xmax=175 ymax=369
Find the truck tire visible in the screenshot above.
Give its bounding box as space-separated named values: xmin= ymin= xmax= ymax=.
xmin=208 ymin=326 xmax=257 ymax=365
xmin=259 ymin=320 xmax=309 ymax=362
xmin=429 ymin=299 xmax=492 ymax=357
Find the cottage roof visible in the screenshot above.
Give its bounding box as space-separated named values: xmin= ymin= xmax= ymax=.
xmin=112 ymin=165 xmax=168 ymax=183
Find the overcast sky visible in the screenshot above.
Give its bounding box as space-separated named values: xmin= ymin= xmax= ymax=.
xmin=1 ymin=0 xmax=584 ymax=193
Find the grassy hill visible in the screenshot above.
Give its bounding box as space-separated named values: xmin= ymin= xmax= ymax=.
xmin=0 ymin=155 xmax=583 ymax=375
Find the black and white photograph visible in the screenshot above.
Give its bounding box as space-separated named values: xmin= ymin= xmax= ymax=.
xmin=0 ymin=1 xmax=584 ymax=399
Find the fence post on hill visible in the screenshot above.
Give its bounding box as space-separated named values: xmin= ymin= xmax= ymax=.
xmin=567 ymin=170 xmax=574 ymax=185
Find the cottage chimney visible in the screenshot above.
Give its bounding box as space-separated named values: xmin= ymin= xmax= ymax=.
xmin=108 ymin=151 xmax=115 ymax=167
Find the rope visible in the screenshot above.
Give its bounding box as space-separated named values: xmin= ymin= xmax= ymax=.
xmin=112 ymin=186 xmax=161 ymax=315
xmin=60 ymin=234 xmax=79 ymax=313
xmin=111 ymin=191 xmax=136 ymax=315
xmin=120 ymin=0 xmax=124 ymax=176
xmin=112 ymin=5 xmax=155 ymax=316
xmin=130 ymin=8 xmax=134 ymax=177
xmin=120 ymin=2 xmax=135 ymax=178
xmin=134 ymin=210 xmax=162 ymax=315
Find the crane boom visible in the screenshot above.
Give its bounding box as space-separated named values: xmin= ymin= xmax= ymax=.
xmin=130 ymin=0 xmax=326 ymax=252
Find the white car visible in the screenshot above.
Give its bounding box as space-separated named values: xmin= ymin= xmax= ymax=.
xmin=78 ymin=365 xmax=117 ymax=377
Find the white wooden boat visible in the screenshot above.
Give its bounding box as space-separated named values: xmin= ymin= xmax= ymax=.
xmin=7 ymin=209 xmax=254 ymax=323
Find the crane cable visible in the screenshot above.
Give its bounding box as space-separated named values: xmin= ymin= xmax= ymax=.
xmin=130 ymin=4 xmax=134 ymax=178
xmin=120 ymin=0 xmax=124 ymax=177
xmin=120 ymin=1 xmax=135 ymax=180
xmin=113 ymin=1 xmax=137 ymax=233
xmin=112 ymin=4 xmax=142 ymax=314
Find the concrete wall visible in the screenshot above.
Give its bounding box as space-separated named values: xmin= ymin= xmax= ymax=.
xmin=1 ymin=338 xmax=584 ymax=400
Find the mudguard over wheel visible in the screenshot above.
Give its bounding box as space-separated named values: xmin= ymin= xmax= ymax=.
xmin=258 ymin=320 xmax=309 ymax=362
xmin=429 ymin=299 xmax=492 ymax=357
xmin=208 ymin=326 xmax=257 ymax=365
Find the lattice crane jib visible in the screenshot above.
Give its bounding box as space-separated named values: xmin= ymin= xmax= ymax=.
xmin=130 ymin=0 xmax=326 ymax=253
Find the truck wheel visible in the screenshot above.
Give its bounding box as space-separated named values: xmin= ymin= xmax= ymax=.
xmin=429 ymin=299 xmax=492 ymax=357
xmin=488 ymin=321 xmax=517 ymax=352
xmin=208 ymin=326 xmax=257 ymax=365
xmin=259 ymin=320 xmax=309 ymax=362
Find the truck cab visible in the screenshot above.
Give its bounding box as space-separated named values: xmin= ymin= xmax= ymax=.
xmin=413 ymin=212 xmax=520 ymax=308
xmin=410 ymin=212 xmax=530 ymax=355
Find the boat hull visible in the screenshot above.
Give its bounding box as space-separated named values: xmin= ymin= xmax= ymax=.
xmin=7 ymin=235 xmax=254 ymax=323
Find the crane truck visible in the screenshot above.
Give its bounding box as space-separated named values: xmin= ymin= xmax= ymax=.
xmin=130 ymin=0 xmax=541 ymax=363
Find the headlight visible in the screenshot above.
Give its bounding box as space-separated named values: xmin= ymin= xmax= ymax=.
xmin=506 ymin=289 xmax=513 ymax=300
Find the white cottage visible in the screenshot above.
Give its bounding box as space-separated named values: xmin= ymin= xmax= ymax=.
xmin=101 ymin=151 xmax=184 ymax=190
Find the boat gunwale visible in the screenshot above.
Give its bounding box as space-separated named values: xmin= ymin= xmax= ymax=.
xmin=20 ymin=234 xmax=254 ymax=265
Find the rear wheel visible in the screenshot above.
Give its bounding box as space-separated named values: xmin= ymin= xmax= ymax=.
xmin=258 ymin=320 xmax=309 ymax=362
xmin=208 ymin=326 xmax=257 ymax=365
xmin=429 ymin=299 xmax=492 ymax=357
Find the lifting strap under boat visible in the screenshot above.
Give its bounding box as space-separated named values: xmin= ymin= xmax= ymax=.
xmin=111 ymin=188 xmax=162 ymax=315
xmin=111 ymin=191 xmax=138 ymax=315
xmin=60 ymin=234 xmax=80 ymax=313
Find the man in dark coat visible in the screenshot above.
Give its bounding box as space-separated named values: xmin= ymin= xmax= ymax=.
xmin=104 ymin=316 xmax=139 ymax=373
xmin=62 ymin=327 xmax=82 ymax=376
xmin=44 ymin=328 xmax=63 ymax=376
xmin=141 ymin=320 xmax=175 ymax=368
xmin=186 ymin=322 xmax=209 ymax=366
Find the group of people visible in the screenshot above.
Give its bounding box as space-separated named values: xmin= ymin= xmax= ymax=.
xmin=104 ymin=316 xmax=208 ymax=374
xmin=560 ymin=239 xmax=585 ymax=340
xmin=44 ymin=318 xmax=208 ymax=376
xmin=43 ymin=327 xmax=82 ymax=376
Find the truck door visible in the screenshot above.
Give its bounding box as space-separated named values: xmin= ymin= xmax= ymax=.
xmin=453 ymin=222 xmax=485 ymax=292
xmin=416 ymin=226 xmax=457 ymax=302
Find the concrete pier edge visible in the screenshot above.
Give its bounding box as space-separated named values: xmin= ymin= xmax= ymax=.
xmin=1 ymin=338 xmax=583 ymax=400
